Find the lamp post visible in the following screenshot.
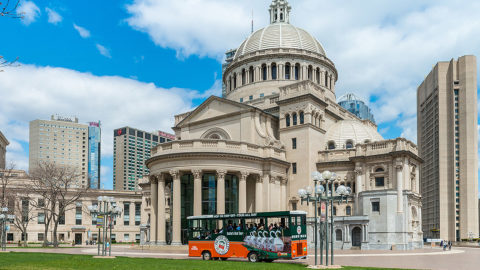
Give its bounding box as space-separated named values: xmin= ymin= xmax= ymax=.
xmin=88 ymin=196 xmax=122 ymax=257
xmin=0 ymin=207 xmax=15 ymax=252
xmin=298 ymin=170 xmax=352 ymax=267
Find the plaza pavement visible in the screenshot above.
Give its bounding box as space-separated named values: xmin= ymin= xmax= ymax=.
xmin=4 ymin=245 xmax=480 ymax=270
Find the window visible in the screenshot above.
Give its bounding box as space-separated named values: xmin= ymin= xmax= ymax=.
xmin=241 ymin=69 xmax=246 ymax=85
xmin=299 ymin=112 xmax=304 ymax=124
xmin=346 ymin=140 xmax=354 ymax=149
xmin=328 ymin=141 xmax=336 ymax=150
xmin=7 ymin=233 xmax=13 ymax=241
xmin=262 ymin=65 xmax=267 ymax=80
xmin=271 ymin=63 xmax=277 ymax=80
xmin=372 ymin=201 xmax=380 ymax=212
xmin=135 ymin=203 xmax=141 ymax=226
xmin=124 ymin=202 xmax=130 ymax=226
xmin=136 ymin=234 xmax=141 ymax=243
xmin=335 ymin=229 xmax=342 ymax=241
xmin=75 ymin=205 xmax=82 ymax=225
xmin=38 ymin=233 xmax=44 ymax=241
xmin=375 ymin=177 xmax=385 ymax=187
xmin=286 ymin=115 xmax=291 ymax=127
xmin=292 ymin=202 xmax=297 ymax=210
xmin=38 ymin=213 xmax=45 ymax=224
xmin=249 ymin=95 xmax=253 ymax=101
xmin=295 ymin=64 xmax=300 ymax=80
xmin=38 ymin=199 xmax=45 ymax=208
xmin=333 ymin=206 xmax=337 ymax=216
xmin=346 ymin=206 xmax=351 ymax=216
xmin=292 ymin=138 xmax=297 ymax=149
xmin=285 ymin=64 xmax=291 ymax=79
xmin=124 ymin=233 xmax=130 ymax=241
xmin=260 ymin=93 xmax=264 ymax=98
xmin=292 ymin=163 xmax=297 ymax=174
xmin=292 ymin=113 xmax=297 ymax=125
xmin=233 ymin=73 xmax=237 ymax=88
xmin=249 ymin=66 xmax=254 ymax=83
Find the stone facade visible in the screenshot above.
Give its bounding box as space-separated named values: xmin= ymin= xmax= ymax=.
xmin=0 ymin=130 xmax=8 ymax=169
xmin=141 ymin=0 xmax=423 ymax=250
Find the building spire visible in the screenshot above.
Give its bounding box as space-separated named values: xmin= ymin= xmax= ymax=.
xmin=269 ymin=0 xmax=291 ymax=24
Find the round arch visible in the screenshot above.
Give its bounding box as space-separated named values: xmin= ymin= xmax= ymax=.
xmin=201 ymin=128 xmax=232 ymax=140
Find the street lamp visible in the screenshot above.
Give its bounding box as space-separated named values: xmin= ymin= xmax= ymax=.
xmin=0 ymin=207 xmax=15 ymax=252
xmin=88 ymin=196 xmax=122 ymax=257
xmin=298 ymin=170 xmax=351 ymax=267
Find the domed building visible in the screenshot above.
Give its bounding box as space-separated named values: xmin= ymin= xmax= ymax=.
xmin=141 ymin=0 xmax=423 ymax=250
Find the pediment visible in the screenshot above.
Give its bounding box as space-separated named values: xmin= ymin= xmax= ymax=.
xmin=176 ymin=96 xmax=253 ymax=127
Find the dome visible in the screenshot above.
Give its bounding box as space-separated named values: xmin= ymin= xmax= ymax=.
xmin=325 ymin=120 xmax=383 ymax=149
xmin=234 ymin=23 xmax=326 ymax=60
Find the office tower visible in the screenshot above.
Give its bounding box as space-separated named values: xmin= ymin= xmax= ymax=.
xmin=29 ymin=115 xmax=89 ymax=186
xmin=338 ymin=93 xmax=376 ymax=123
xmin=113 ymin=127 xmax=174 ymax=191
xmin=417 ymin=55 xmax=479 ymax=241
xmin=88 ymin=122 xmax=101 ymax=189
xmin=0 ymin=131 xmax=9 ymax=169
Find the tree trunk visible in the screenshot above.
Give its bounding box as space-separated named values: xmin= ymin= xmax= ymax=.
xmin=53 ymin=221 xmax=59 ymax=248
xmin=22 ymin=228 xmax=28 ymax=247
xmin=43 ymin=218 xmax=50 ymax=247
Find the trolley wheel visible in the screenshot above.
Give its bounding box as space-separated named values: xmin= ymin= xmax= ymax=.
xmin=220 ymin=258 xmax=228 ymax=261
xmin=202 ymin=251 xmax=212 ymax=260
xmin=248 ymin=252 xmax=259 ymax=263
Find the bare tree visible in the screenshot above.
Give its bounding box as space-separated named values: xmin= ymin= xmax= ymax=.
xmin=0 ymin=0 xmax=23 ymax=18
xmin=0 ymin=162 xmax=16 ymax=207
xmin=11 ymin=192 xmax=36 ymax=246
xmin=30 ymin=162 xmax=90 ymax=247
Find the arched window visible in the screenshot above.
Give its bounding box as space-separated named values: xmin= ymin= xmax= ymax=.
xmin=280 ymin=13 xmax=284 ymax=21
xmin=241 ymin=69 xmax=246 ymax=86
xmin=228 ymin=76 xmax=232 ymax=92
xmin=308 ymin=66 xmax=313 ymax=80
xmin=328 ymin=141 xmax=336 ymax=150
xmin=316 ymin=68 xmax=320 ymax=84
xmin=285 ymin=63 xmax=291 ymax=80
xmin=364 ymin=140 xmax=371 ymax=143
xmin=346 ymin=206 xmax=351 ymax=216
xmin=335 ymin=229 xmax=342 ymax=241
xmin=333 ymin=206 xmax=337 ymax=216
xmin=271 ymin=63 xmax=277 ymax=80
xmin=325 ymin=71 xmax=328 ymax=87
xmin=285 ymin=115 xmax=291 ymax=127
xmin=292 ymin=113 xmax=297 ymax=125
xmin=375 ymin=167 xmax=384 ymax=172
xmin=299 ymin=112 xmax=304 ymax=124
xmin=295 ymin=64 xmax=300 ymax=80
xmin=209 ymin=134 xmax=221 ymax=140
xmin=233 ymin=73 xmax=237 ymax=89
xmin=346 ymin=140 xmax=354 ymax=149
xmin=262 ymin=65 xmax=267 ymax=81
xmin=249 ymin=66 xmax=254 ymax=83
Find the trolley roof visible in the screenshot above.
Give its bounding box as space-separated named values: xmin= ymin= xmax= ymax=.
xmin=186 ymin=211 xmax=307 ymax=220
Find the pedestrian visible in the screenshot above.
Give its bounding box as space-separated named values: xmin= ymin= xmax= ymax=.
xmin=448 ymin=241 xmax=452 ymax=251
xmin=440 ymin=240 xmax=443 ymax=250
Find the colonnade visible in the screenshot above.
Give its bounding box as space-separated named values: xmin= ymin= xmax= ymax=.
xmin=148 ymin=169 xmax=288 ymax=245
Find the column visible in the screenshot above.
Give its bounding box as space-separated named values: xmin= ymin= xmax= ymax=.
xmin=170 ymin=169 xmax=182 ymax=245
xmin=415 ymin=166 xmax=420 ymax=193
xmin=396 ymin=163 xmax=404 ymax=213
xmin=192 ymin=169 xmax=202 ymax=216
xmin=280 ymin=177 xmax=287 ymax=210
xmin=157 ymin=174 xmax=166 ymax=245
xmin=150 ymin=176 xmax=158 ymax=244
xmin=354 ymin=166 xmax=363 ymax=216
xmin=255 ymin=174 xmax=263 ymax=212
xmin=263 ymin=173 xmax=270 ymax=211
xmin=216 ymin=170 xmax=226 ymax=215
xmin=239 ymin=171 xmax=249 ymax=213
xmin=269 ymin=176 xmax=277 ymax=211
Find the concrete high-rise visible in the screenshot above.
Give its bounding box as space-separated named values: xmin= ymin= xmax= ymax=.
xmin=417 ymin=55 xmax=479 ymax=241
xmin=0 ymin=131 xmax=9 ymax=169
xmin=29 ymin=115 xmax=89 ymax=187
xmin=88 ymin=122 xmax=101 ymax=189
xmin=113 ymin=127 xmax=174 ymax=191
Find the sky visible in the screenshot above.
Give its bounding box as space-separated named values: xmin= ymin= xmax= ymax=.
xmin=1 ymin=0 xmax=480 ymax=192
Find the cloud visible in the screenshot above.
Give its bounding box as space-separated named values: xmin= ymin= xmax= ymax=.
xmin=0 ymin=64 xmax=203 ymax=171
xmin=18 ymin=1 xmax=40 ymax=25
xmin=96 ymin=44 xmax=111 ymax=58
xmin=125 ymin=0 xmax=480 ymax=142
xmin=73 ymin=23 xmax=91 ymax=38
xmin=45 ymin=7 xmax=62 ymax=25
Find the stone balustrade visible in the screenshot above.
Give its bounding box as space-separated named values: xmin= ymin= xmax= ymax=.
xmin=318 ymin=138 xmax=418 ymax=163
xmin=151 ymin=139 xmax=287 ymax=160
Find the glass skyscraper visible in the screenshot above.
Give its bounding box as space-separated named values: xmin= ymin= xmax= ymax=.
xmin=338 ymin=93 xmax=376 ymax=124
xmin=88 ymin=122 xmax=101 ymax=189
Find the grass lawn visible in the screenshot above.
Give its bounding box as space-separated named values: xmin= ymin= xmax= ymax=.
xmin=0 ymin=252 xmax=412 ymax=270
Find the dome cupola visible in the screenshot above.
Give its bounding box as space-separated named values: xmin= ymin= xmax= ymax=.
xmin=269 ymin=0 xmax=292 ymax=24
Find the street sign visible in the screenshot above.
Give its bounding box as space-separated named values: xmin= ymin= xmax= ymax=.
xmin=96 ymin=215 xmax=104 ymax=228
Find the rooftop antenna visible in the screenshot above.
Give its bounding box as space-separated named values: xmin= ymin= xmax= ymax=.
xmin=251 ymin=9 xmax=254 ymax=33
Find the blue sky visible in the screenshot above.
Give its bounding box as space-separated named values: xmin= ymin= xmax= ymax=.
xmin=1 ymin=0 xmax=480 ymax=192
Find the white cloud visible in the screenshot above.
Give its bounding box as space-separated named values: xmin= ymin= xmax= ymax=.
xmin=18 ymin=1 xmax=40 ymax=25
xmin=73 ymin=23 xmax=91 ymax=38
xmin=96 ymin=44 xmax=111 ymax=58
xmin=125 ymin=0 xmax=480 ymax=142
xmin=45 ymin=7 xmax=62 ymax=25
xmin=0 ymin=64 xmax=203 ymax=171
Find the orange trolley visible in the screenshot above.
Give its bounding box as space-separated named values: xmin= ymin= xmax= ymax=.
xmin=187 ymin=211 xmax=307 ymax=263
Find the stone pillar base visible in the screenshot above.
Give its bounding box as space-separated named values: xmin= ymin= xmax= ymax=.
xmin=171 ymin=241 xmax=183 ymax=246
